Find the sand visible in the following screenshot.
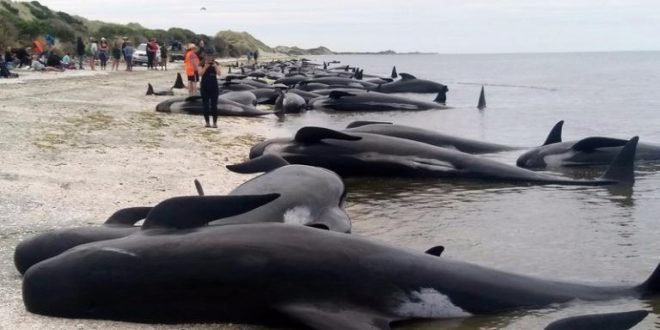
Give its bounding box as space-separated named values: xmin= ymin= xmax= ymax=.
xmin=0 ymin=62 xmax=282 ymax=329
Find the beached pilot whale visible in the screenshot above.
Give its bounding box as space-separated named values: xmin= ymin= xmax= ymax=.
xmin=13 ymin=192 xmax=279 ymax=275
xmin=545 ymin=310 xmax=649 ymax=330
xmin=308 ymin=91 xmax=450 ymax=112
xmin=517 ymin=120 xmax=660 ymax=168
xmin=23 ymin=223 xmax=660 ymax=329
xmin=14 ymin=206 xmax=150 ymax=275
xmin=155 ymin=96 xmax=270 ymax=117
xmin=273 ymin=90 xmax=307 ymax=114
xmin=344 ymin=121 xmax=519 ymax=153
xmin=377 ymin=73 xmax=449 ymax=96
xmin=249 ymin=126 xmax=638 ymax=185
xmin=222 ymin=154 xmax=351 ymax=232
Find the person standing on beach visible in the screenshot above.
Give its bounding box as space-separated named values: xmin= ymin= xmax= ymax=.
xmin=199 ymin=52 xmax=220 ymax=128
xmin=253 ymin=49 xmax=259 ymax=64
xmin=147 ymin=38 xmax=158 ymax=70
xmin=123 ymin=42 xmax=134 ymax=72
xmin=184 ymin=43 xmax=200 ymax=96
xmin=76 ymin=37 xmax=85 ymax=69
xmin=159 ymin=42 xmax=168 ymax=71
xmin=111 ymin=40 xmax=121 ymax=71
xmin=89 ymin=37 xmax=98 ymax=70
xmin=98 ymin=37 xmax=109 ymax=70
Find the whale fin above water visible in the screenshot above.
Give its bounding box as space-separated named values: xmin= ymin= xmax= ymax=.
xmin=142 ymin=194 xmax=280 ymax=229
xmin=104 ymin=207 xmax=152 ymax=226
xmin=543 ymin=120 xmax=564 ymax=145
xmin=545 ymin=310 xmax=649 ymax=330
xmin=391 ymin=66 xmax=398 ymax=79
xmin=226 ymin=154 xmax=290 ymax=174
xmin=295 ymin=127 xmax=362 ymax=144
xmin=345 ymin=121 xmax=393 ymax=129
xmin=477 ymin=85 xmax=486 ymax=110
xmin=276 ymin=303 xmax=393 ymax=330
xmin=599 ymin=136 xmax=638 ymax=184
xmin=399 ymin=73 xmax=416 ymax=80
xmin=425 ymin=245 xmax=445 ymax=257
xmin=572 ymin=137 xmax=628 ymax=151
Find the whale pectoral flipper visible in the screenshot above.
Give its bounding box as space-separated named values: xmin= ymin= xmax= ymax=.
xmin=184 ymin=95 xmax=203 ymax=102
xmin=345 ymin=121 xmax=394 ymax=129
xmin=104 ymin=207 xmax=152 ymax=226
xmin=142 ymin=194 xmax=280 ymax=229
xmin=276 ymin=303 xmax=394 ymax=330
xmin=545 ymin=310 xmax=649 ymax=330
xmin=295 ymin=127 xmax=362 ymax=144
xmin=226 ymin=154 xmax=290 ymax=174
xmin=543 ymin=120 xmax=564 ymax=145
xmin=572 ymin=137 xmax=628 ymax=151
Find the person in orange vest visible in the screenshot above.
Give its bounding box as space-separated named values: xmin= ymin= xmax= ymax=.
xmin=33 ymin=39 xmax=43 ymax=57
xmin=184 ymin=43 xmax=200 ymax=96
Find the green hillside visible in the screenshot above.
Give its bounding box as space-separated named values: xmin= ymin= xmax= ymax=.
xmin=0 ymin=0 xmax=333 ymax=57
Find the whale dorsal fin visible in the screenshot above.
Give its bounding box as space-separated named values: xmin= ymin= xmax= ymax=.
xmin=172 ymin=73 xmax=186 ymax=89
xmin=425 ymin=245 xmax=445 ymax=257
xmin=226 ymin=154 xmax=290 ymax=174
xmin=543 ymin=120 xmax=564 ymax=145
xmin=142 ymin=194 xmax=279 ymax=229
xmin=572 ymin=137 xmax=628 ymax=151
xmin=399 ymin=73 xmax=416 ymax=80
xmin=328 ymin=91 xmax=356 ymax=99
xmin=104 ymin=207 xmax=152 ymax=226
xmin=391 ymin=66 xmax=398 ymax=79
xmin=146 ymin=83 xmax=154 ymax=95
xmin=345 ymin=121 xmax=393 ymax=129
xmin=276 ymin=303 xmax=393 ymax=330
xmin=599 ymin=136 xmax=638 ymax=184
xmin=295 ymin=127 xmax=362 ymax=144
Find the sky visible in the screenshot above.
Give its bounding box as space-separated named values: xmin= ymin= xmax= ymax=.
xmin=24 ymin=0 xmax=660 ymax=54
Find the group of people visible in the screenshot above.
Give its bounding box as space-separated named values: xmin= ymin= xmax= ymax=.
xmin=246 ymin=49 xmax=259 ymax=64
xmin=184 ymin=42 xmax=220 ymax=128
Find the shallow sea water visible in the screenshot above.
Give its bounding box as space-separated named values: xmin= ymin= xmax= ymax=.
xmin=276 ymin=52 xmax=660 ymax=329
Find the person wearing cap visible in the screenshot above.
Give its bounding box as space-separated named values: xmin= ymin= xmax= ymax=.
xmin=184 ymin=43 xmax=200 ymax=96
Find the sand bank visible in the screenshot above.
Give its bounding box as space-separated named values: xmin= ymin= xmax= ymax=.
xmin=0 ymin=62 xmax=282 ymax=329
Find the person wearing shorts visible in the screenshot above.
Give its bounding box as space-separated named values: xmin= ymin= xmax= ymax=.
xmin=184 ymin=43 xmax=200 ymax=96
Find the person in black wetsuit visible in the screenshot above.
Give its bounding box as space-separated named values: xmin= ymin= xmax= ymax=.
xmin=199 ymin=51 xmax=220 ymax=128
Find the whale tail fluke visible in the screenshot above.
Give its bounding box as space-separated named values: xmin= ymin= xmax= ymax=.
xmin=391 ymin=66 xmax=397 ymax=79
xmin=434 ymin=90 xmax=447 ymax=104
xmin=146 ymin=83 xmax=154 ymax=95
xmin=638 ymin=262 xmax=660 ymax=296
xmin=599 ymin=136 xmax=638 ymax=185
xmin=477 ymin=85 xmax=486 ymax=109
xmin=172 ymin=73 xmax=186 ymax=89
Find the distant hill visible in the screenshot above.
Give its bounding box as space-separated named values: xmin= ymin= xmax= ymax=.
xmin=0 ymin=0 xmax=334 ymax=57
xmin=273 ymin=45 xmax=334 ymax=56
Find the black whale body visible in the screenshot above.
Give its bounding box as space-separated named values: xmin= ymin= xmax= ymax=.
xmin=249 ymin=127 xmax=637 ymax=185
xmin=344 ymin=121 xmax=519 ymax=153
xmin=23 ymin=223 xmax=660 ymax=329
xmin=309 ymin=91 xmax=450 ymax=112
xmin=517 ymin=120 xmax=660 ymax=168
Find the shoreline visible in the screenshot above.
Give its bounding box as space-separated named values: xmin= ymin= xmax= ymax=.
xmin=0 ymin=62 xmax=283 ymax=329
